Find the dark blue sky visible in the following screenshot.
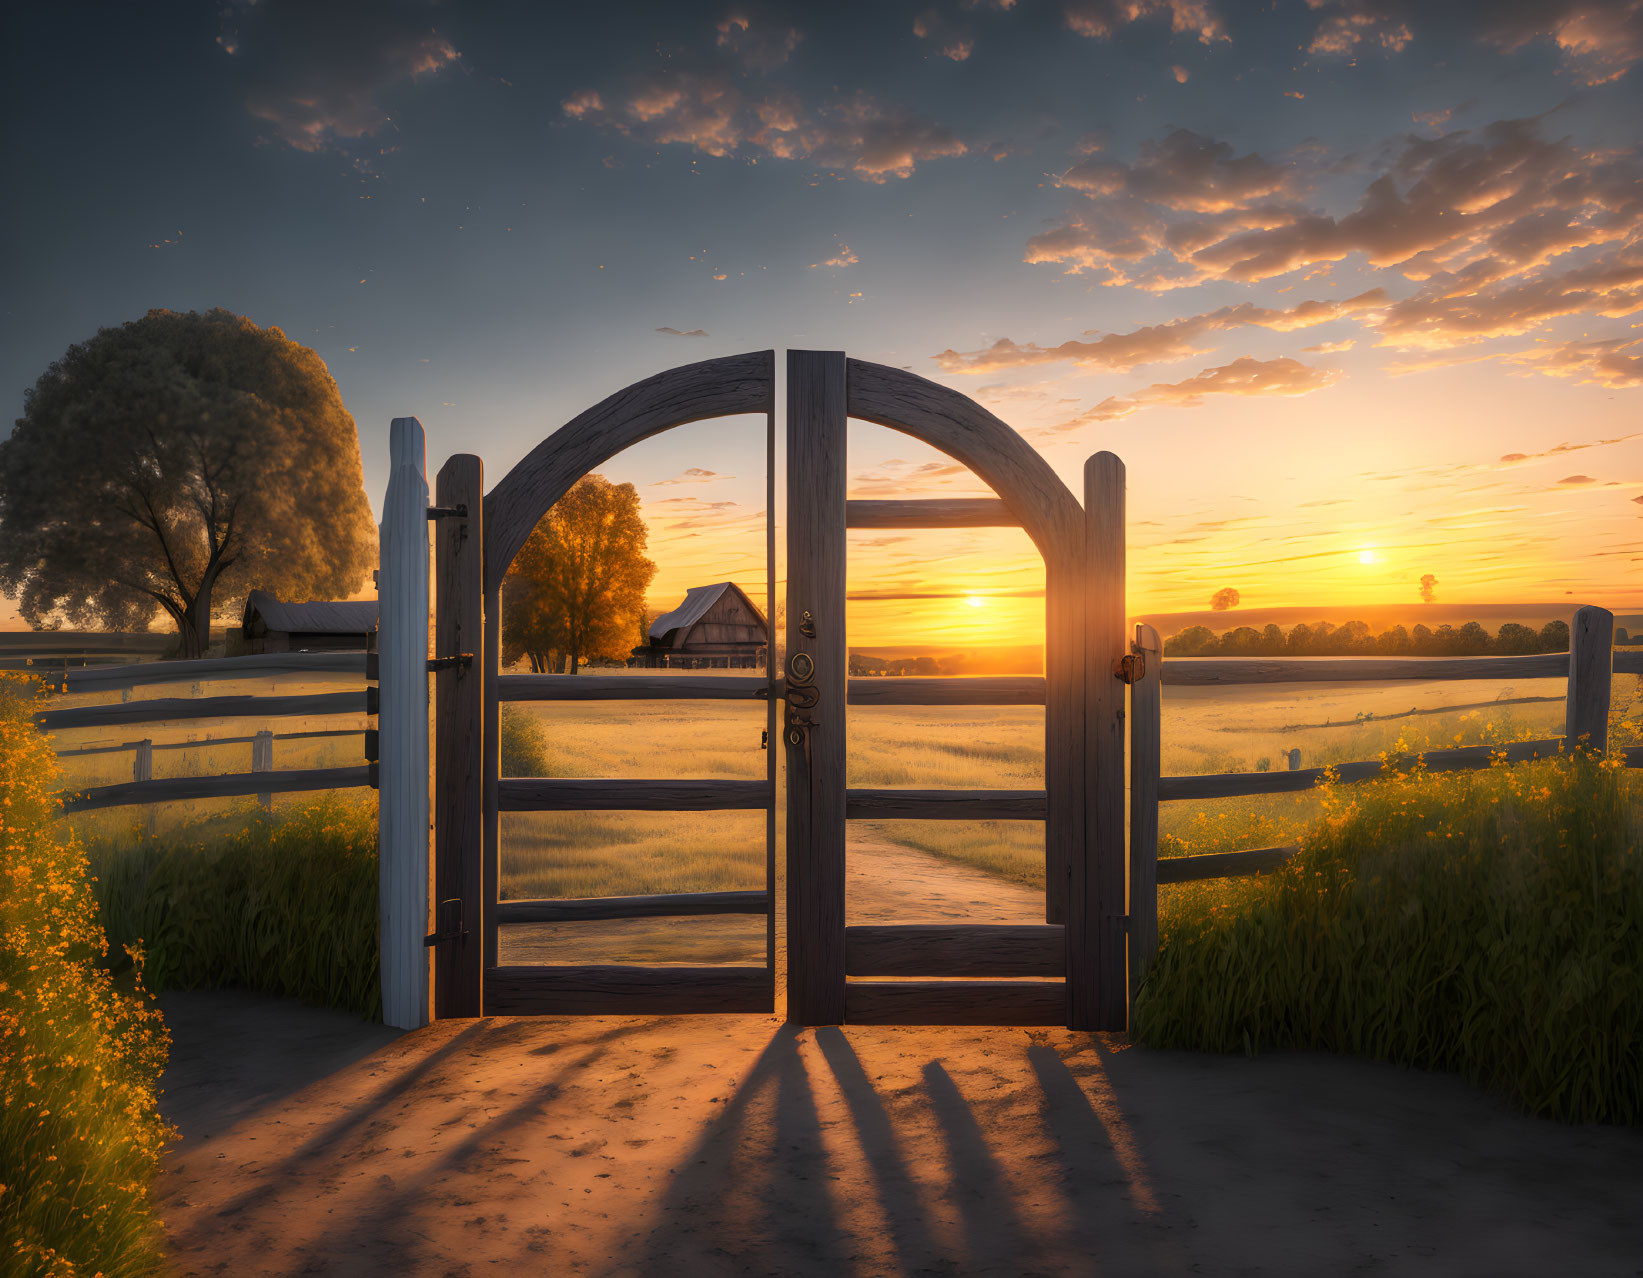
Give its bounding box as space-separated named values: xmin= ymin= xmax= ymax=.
xmin=4 ymin=0 xmax=1641 ymax=626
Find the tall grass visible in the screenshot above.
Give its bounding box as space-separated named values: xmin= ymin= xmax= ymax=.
xmin=90 ymin=796 xmax=381 ymax=1020
xmin=1134 ymin=752 xmax=1643 ymax=1124
xmin=0 ymin=678 xmax=171 ymax=1276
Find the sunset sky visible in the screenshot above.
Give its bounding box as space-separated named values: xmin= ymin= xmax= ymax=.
xmin=4 ymin=0 xmax=1642 ymax=649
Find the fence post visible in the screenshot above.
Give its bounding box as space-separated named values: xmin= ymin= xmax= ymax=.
xmin=133 ymin=739 xmax=155 ymax=838
xmin=252 ymin=730 xmax=274 ymax=809
xmin=1076 ymin=451 xmax=1127 ymax=1032
xmin=379 ymin=417 xmax=433 ymax=1030
xmin=1129 ymin=623 xmax=1161 ymax=994
xmin=1567 ymin=605 xmax=1614 ymax=753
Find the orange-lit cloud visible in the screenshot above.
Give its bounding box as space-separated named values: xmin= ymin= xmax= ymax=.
xmin=714 ymin=14 xmax=802 ymax=71
xmin=651 ymin=468 xmax=731 ymax=486
xmin=220 ymin=0 xmax=459 ymax=156
xmin=655 ymin=326 xmax=709 ymax=337
xmin=1049 ymin=355 xmax=1342 ymax=427
xmin=933 ymin=288 xmax=1386 ymax=374
xmin=1063 ymin=0 xmax=1227 ymax=44
xmin=913 ymin=8 xmax=974 ymax=61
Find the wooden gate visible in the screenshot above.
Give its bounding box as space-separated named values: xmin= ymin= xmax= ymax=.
xmin=430 ymin=350 xmax=1128 ymax=1030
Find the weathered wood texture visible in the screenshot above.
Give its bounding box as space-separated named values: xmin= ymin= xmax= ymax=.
xmin=1567 ymin=605 xmax=1614 ymax=752
xmin=484 ymin=584 xmax=501 ymax=972
xmin=498 ymin=778 xmax=773 ymax=810
xmin=499 ymin=674 xmax=771 ymax=701
xmin=59 ymin=765 xmax=373 ymax=812
xmin=786 ymin=350 xmax=848 ymax=1026
xmin=1128 ymin=623 xmax=1162 ymax=987
xmin=433 ymin=455 xmax=484 ymax=1019
xmin=36 ymin=690 xmax=368 ymax=731
xmin=844 ymin=498 xmax=1019 ymax=528
xmin=55 ymin=728 xmax=363 ymax=757
xmin=0 ymin=631 xmax=174 ymax=655
xmin=63 ymin=651 xmax=367 ymax=692
xmin=133 ymin=739 xmax=155 ymax=837
xmin=844 ymin=924 xmax=1064 ymax=977
xmin=846 ymin=676 xmax=1045 ymax=706
xmin=496 ymin=890 xmax=769 ymax=924
xmin=1159 ymin=653 xmax=1569 ymax=685
xmin=482 ymin=351 xmax=773 ymax=587
xmin=379 ymin=416 xmax=432 ymax=1030
xmin=845 ymin=359 xmax=1089 ymax=941
xmin=844 ymin=788 xmax=1046 ymax=820
xmin=1158 ymin=737 xmax=1564 ymax=801
xmin=1076 ymin=452 xmax=1127 ymax=1031
xmin=484 ymin=965 xmax=773 ymax=1015
xmin=1157 ymin=845 xmax=1298 ymax=885
xmin=844 ymin=980 xmax=1066 ymax=1025
xmin=1616 ymin=650 xmax=1643 ymax=675
xmin=251 ymin=730 xmax=274 ymax=809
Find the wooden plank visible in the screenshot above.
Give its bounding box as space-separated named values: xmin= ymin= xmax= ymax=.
xmin=844 ymin=980 xmax=1066 ymax=1026
xmin=433 ymin=455 xmax=484 ymax=1019
xmin=55 ymin=728 xmax=365 ymax=757
xmin=786 ymin=349 xmax=849 ymax=1027
xmin=844 ymin=924 xmax=1064 ymax=977
xmin=58 ymin=765 xmax=374 ymax=812
xmin=484 ymin=965 xmax=773 ymax=1015
xmin=845 ymin=676 xmax=1045 ymax=706
xmin=499 ymin=778 xmax=772 ymax=811
xmin=483 ymin=352 xmax=774 ymax=589
xmin=484 ymin=585 xmax=502 ymax=975
xmin=1615 ymin=650 xmax=1643 ymax=675
xmin=496 ymin=890 xmax=769 ymax=924
xmin=1128 ymin=623 xmax=1162 ymax=989
xmin=1159 ymin=653 xmax=1568 ymax=685
xmin=844 ymin=498 xmax=1019 ymax=528
xmin=63 ymin=650 xmax=367 ymax=692
xmin=1158 ymin=737 xmax=1564 ymax=801
xmin=1157 ymin=845 xmax=1298 ymax=885
xmin=252 ymin=730 xmax=274 ymax=809
xmin=0 ymin=631 xmax=174 ymax=654
xmin=1075 ymin=450 xmax=1127 ymax=1032
xmin=35 ymin=690 xmax=368 ymax=732
xmin=1567 ymin=605 xmax=1613 ymax=753
xmin=844 ymin=788 xmax=1046 ymax=820
xmin=379 ymin=415 xmax=432 ymax=1030
xmin=499 ymin=673 xmax=771 ymax=701
xmin=1625 ymin=746 xmax=1643 ymax=767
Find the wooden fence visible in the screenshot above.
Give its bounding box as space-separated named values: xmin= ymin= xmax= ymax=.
xmin=1126 ymin=604 xmax=1643 ymax=984
xmin=38 ymin=650 xmax=376 ymax=815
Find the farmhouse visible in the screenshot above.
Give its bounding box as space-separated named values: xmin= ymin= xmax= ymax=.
xmin=631 ymin=581 xmax=768 ymax=669
xmin=241 ymin=589 xmax=378 ymax=653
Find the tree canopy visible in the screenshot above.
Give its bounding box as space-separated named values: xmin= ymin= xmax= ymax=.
xmin=503 ymin=474 xmax=656 ymax=674
xmin=1164 ymin=617 xmax=1573 ymax=658
xmin=0 ymin=308 xmax=377 ymax=656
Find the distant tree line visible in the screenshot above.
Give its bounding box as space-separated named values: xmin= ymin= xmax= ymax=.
xmin=1162 ymin=618 xmax=1579 ymax=658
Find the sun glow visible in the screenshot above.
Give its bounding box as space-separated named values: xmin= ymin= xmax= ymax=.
xmin=965 ymin=594 xmax=986 ymax=608
xmin=1358 ymin=550 xmax=1377 ymax=565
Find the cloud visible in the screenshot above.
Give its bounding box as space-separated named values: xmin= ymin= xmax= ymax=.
xmin=932 ymin=288 xmax=1386 ymax=374
xmin=1498 ymin=433 xmax=1642 ymax=464
xmin=655 ymin=326 xmax=709 ymax=337
xmin=219 ymin=0 xmax=459 ymax=156
xmin=913 ymin=8 xmax=974 ymax=61
xmin=1062 ymin=0 xmax=1227 ymax=44
xmin=1302 ymin=338 xmax=1356 ymax=353
xmin=1050 ymin=355 xmax=1342 ymax=427
xmin=714 ymin=14 xmax=802 ymax=71
xmin=1171 ymin=65 xmax=1191 ymax=83
xmin=652 ymin=467 xmax=731 ymax=485
xmin=849 ymin=456 xmax=974 ymax=497
xmin=1558 ymin=474 xmax=1598 ymax=484
xmin=1507 ymin=336 xmax=1643 ymax=388
xmin=810 ymin=243 xmax=859 ymax=268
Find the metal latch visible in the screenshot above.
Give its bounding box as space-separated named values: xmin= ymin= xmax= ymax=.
xmin=424 ymin=898 xmax=468 ymax=947
xmin=1114 ymin=651 xmax=1147 ymax=685
xmin=427 ymin=504 xmax=468 ymax=520
xmin=427 ymin=653 xmax=474 ymax=672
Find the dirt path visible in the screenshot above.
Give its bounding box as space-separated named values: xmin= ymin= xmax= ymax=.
xmin=156 ymin=990 xmax=1643 ymax=1277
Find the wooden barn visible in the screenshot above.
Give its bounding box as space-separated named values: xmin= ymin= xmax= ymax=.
xmin=241 ymin=590 xmax=378 ymax=654
xmin=632 ymin=582 xmax=768 ymax=669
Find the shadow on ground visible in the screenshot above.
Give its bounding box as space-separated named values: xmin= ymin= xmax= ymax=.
xmin=158 ymin=991 xmax=1643 ymax=1277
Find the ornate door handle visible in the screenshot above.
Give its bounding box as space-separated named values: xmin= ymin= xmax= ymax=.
xmin=785 ymin=650 xmax=819 ymax=745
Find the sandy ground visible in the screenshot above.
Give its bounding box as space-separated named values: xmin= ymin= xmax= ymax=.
xmin=155 ymin=837 xmax=1643 ymax=1277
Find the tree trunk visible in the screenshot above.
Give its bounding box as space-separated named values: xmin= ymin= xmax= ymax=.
xmin=569 ymin=651 xmax=580 ymax=674
xmin=178 ymin=590 xmax=212 ymax=659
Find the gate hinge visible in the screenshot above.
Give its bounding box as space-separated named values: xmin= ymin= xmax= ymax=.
xmin=424 ymin=898 xmax=469 ymax=947
xmin=427 ymin=653 xmax=474 ymax=673
xmin=427 ymin=504 xmax=468 ymax=520
xmin=1114 ymin=651 xmax=1147 ymax=685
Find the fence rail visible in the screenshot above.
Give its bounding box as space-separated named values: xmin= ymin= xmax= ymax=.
xmin=1128 ymin=604 xmax=1638 ymax=982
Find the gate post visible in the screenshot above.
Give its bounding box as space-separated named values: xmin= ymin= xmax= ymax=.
xmin=379 ymin=417 xmax=432 ymax=1030
xmin=1128 ymin=623 xmax=1162 ymax=992
xmin=1075 ymin=452 xmax=1128 ymax=1031
xmin=1566 ymin=605 xmax=1613 ymax=753
xmin=785 ymin=350 xmax=847 ymax=1026
xmin=433 ymin=454 xmax=485 ymax=1018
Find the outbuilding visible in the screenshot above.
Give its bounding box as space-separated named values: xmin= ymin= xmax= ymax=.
xmin=241 ymin=590 xmax=378 ymax=653
xmin=631 ymin=582 xmax=768 ymax=669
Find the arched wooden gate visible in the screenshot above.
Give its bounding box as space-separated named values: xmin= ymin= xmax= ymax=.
xmin=428 ymin=350 xmax=1128 ymax=1030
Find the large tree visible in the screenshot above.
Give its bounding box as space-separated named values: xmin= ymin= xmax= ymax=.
xmin=503 ymin=474 xmax=656 ymax=674
xmin=0 ymin=309 xmax=376 ymax=657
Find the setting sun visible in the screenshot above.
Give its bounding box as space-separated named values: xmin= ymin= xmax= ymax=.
xmin=1358 ymin=550 xmax=1377 ymax=565
xmin=965 ymin=594 xmax=986 ymax=608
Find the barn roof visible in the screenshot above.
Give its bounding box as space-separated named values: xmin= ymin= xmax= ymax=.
xmin=647 ymin=582 xmax=766 ymax=645
xmin=243 ymin=589 xmax=379 ymax=636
